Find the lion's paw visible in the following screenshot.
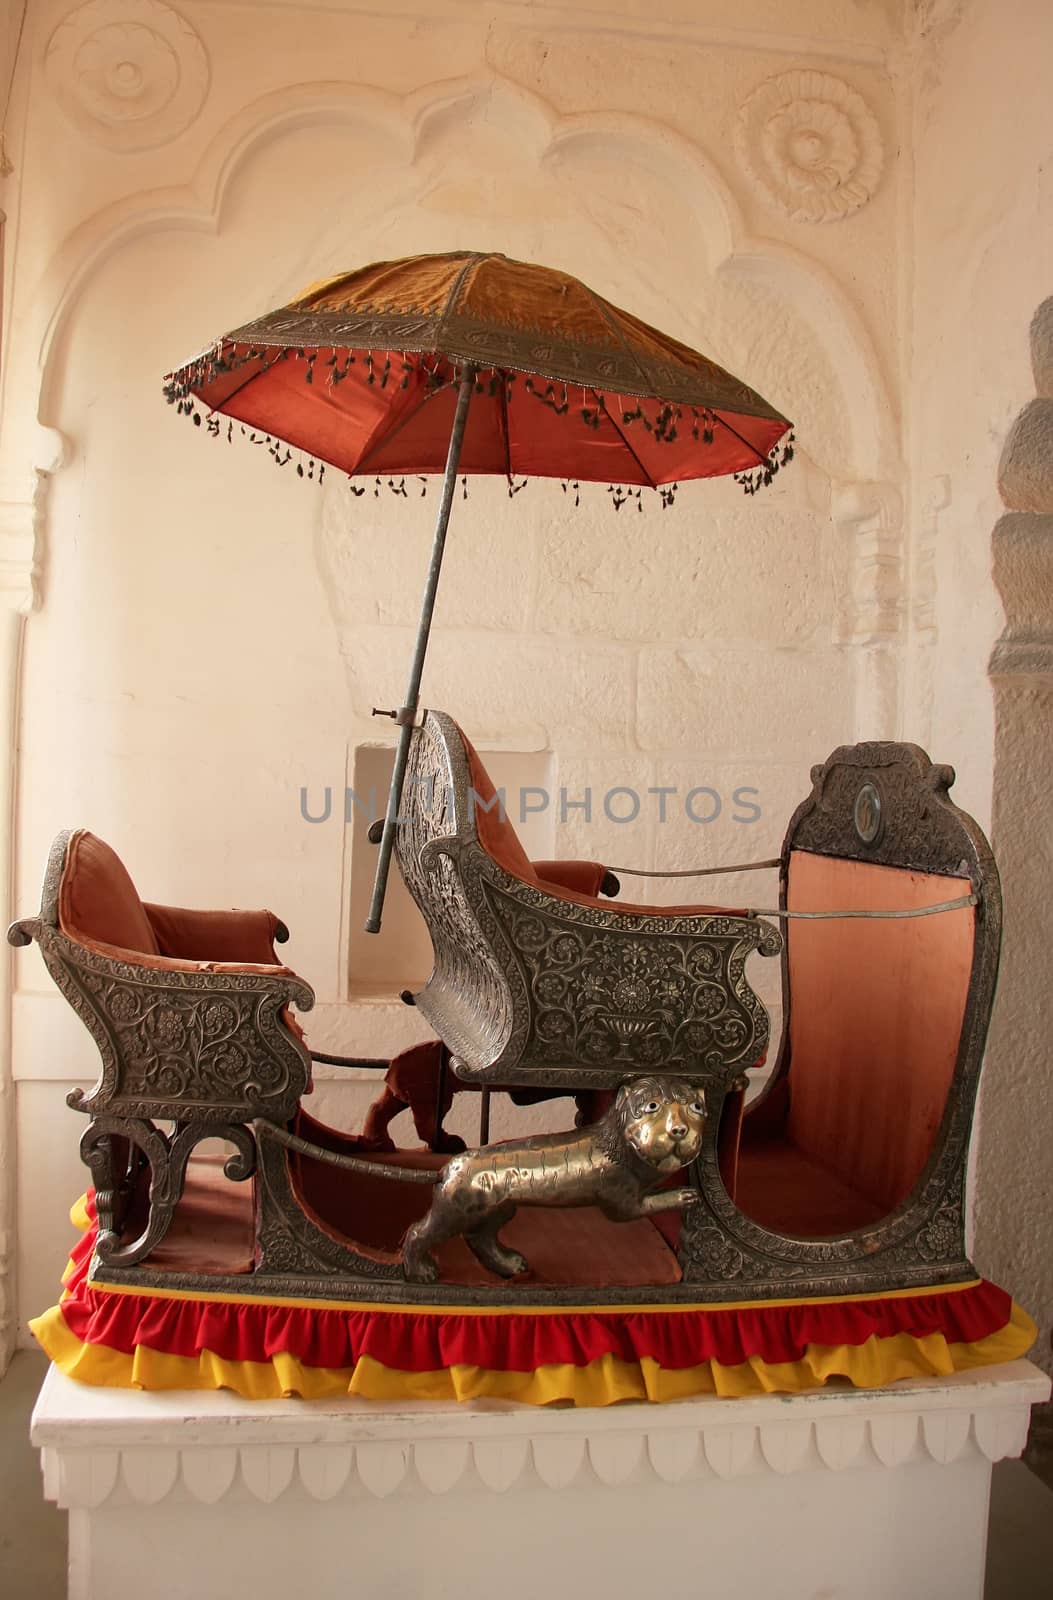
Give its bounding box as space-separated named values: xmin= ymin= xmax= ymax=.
xmin=493 ymin=1249 xmax=529 ymax=1278
xmin=403 ymin=1254 xmax=439 ymax=1284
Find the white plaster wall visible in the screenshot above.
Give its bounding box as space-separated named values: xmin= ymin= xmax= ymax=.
xmin=905 ymin=0 xmax=1053 ymax=1376
xmin=0 ymin=0 xmax=931 ymax=1340
xmin=904 ymin=0 xmax=1053 ymax=817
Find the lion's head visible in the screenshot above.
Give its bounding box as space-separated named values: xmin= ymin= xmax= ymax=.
xmin=615 ymin=1075 xmax=707 ymax=1172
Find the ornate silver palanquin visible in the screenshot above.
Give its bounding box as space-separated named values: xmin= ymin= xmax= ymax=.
xmin=10 ymin=731 xmax=1001 ymax=1309
xmin=8 ymin=832 xmax=314 ymax=1270
xmin=395 ymin=711 xmax=781 ymax=1092
xmin=695 ymin=743 xmax=1002 ymax=1301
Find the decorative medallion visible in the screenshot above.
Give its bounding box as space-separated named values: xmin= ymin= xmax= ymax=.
xmin=853 ymin=780 xmax=883 ymax=846
xmin=736 ymin=70 xmax=884 ymax=223
xmin=44 ymin=0 xmax=209 ymax=152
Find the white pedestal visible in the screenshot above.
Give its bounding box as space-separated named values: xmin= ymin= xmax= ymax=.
xmin=32 ymin=1360 xmax=1050 ymax=1600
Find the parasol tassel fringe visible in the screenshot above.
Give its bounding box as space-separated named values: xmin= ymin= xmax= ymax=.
xmin=162 ymin=348 xmax=787 ymax=507
xmin=733 ymin=430 xmax=796 ymax=496
xmin=161 ymin=390 xmax=697 ymax=510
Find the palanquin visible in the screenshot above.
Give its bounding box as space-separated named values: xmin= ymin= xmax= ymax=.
xmin=15 ymin=712 xmax=1033 ymax=1400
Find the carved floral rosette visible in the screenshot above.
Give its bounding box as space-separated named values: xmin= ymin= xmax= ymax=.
xmin=736 ymin=70 xmax=884 ymax=223
xmin=44 ymin=0 xmax=210 ymax=152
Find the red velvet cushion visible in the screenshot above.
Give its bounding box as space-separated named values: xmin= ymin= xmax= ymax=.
xmin=58 ymin=831 xmax=160 ymax=957
xmin=145 ymin=904 xmax=281 ymax=965
xmin=532 ymin=859 xmax=607 ymax=897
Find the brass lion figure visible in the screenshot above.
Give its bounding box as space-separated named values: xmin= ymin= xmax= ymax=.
xmin=401 ymin=1075 xmax=706 ymax=1284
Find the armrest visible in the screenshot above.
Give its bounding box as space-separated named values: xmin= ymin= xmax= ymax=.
xmin=65 ymin=932 xmax=300 ymax=980
xmin=531 ymin=859 xmax=620 ymax=898
xmin=144 ymin=903 xmax=288 ymax=965
xmin=532 ymin=882 xmax=742 ymax=918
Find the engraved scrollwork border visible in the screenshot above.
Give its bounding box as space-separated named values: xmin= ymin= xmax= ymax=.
xmin=397 ymin=710 xmax=781 ymax=1091
xmin=34 ymin=924 xmax=313 ymax=1123
xmin=82 ymin=1114 xmax=256 ymax=1268
xmin=471 ymin=863 xmax=781 ymax=1088
xmin=254 ymin=1137 xmax=402 ymax=1283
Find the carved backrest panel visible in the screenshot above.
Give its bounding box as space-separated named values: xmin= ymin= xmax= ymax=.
xmin=785 ymin=743 xmax=992 ymax=882
xmin=394 ymin=714 xmax=514 ymax=1069
xmin=480 ymin=874 xmax=782 ymax=1089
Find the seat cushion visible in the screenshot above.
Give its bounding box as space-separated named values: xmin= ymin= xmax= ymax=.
xmin=145 ymin=904 xmax=281 ymax=965
xmin=290 ymin=1114 xmax=682 ymax=1288
xmin=734 ymin=1133 xmax=887 ymax=1237
xmin=58 ymin=831 xmax=160 ymax=956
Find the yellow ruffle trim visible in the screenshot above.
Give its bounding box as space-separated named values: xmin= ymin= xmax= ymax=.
xmin=29 ymin=1299 xmax=1037 ymax=1406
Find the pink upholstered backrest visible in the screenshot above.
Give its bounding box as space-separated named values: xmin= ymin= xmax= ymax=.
xmin=461 ymin=732 xmax=538 ymax=885
xmin=785 ymin=850 xmax=974 ymax=1214
xmin=58 ymin=830 xmax=160 ymax=957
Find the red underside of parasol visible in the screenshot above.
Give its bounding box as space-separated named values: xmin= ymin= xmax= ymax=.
xmin=189 ymin=348 xmax=789 ymax=487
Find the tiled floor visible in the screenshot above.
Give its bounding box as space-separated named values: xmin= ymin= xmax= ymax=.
xmin=1 ymin=1350 xmax=1052 ymax=1597
xmin=0 ymin=1354 xmax=66 ymax=1600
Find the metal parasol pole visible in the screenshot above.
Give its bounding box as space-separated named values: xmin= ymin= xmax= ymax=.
xmin=365 ymin=364 xmax=478 ymax=934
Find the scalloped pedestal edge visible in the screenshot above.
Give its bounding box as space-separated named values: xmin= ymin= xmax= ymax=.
xmin=31 ymin=1359 xmax=1050 ymax=1599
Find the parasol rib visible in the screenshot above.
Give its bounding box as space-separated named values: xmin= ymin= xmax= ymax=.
xmin=580 ymin=282 xmax=659 ymax=400
xmin=593 ymin=390 xmax=659 ymax=490
xmin=435 ymin=253 xmax=490 ymax=344
xmin=200 ymin=347 xmax=281 ymax=417
xmin=498 ymin=370 xmax=513 ymax=483
xmin=355 ymin=373 xmax=457 ymax=477
xmin=711 ymin=410 xmax=777 ymax=470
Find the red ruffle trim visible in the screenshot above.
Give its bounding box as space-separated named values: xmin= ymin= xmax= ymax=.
xmin=59 ymin=1199 xmax=1015 ymax=1377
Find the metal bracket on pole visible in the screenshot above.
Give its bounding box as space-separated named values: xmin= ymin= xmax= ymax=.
xmin=364 ymin=365 xmax=477 ymax=934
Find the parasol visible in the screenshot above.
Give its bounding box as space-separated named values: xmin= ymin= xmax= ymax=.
xmin=164 ymin=250 xmax=794 ymax=932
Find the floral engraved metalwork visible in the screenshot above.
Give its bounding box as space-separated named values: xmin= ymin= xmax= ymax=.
xmin=679 ymin=1222 xmax=747 ymax=1283
xmin=792 ymin=744 xmax=975 ymax=879
xmin=254 ymin=1138 xmax=402 ymax=1283
xmin=9 ymin=855 xmax=315 ymax=1126
xmin=82 ymin=1115 xmax=256 ymax=1268
xmin=395 ymin=711 xmax=781 ymax=1091
xmin=913 ymin=1203 xmax=965 ymax=1266
xmin=9 ymin=830 xmax=314 ymax=1268
xmin=487 ymin=891 xmax=777 ymax=1080
xmin=73 ymin=964 xmax=307 ymax=1118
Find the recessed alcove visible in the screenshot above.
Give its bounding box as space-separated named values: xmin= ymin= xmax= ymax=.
xmin=346 ymin=743 xmax=555 ymax=998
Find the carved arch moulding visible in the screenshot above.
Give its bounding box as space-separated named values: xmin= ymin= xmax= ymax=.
xmin=10 ymin=73 xmax=899 ymax=604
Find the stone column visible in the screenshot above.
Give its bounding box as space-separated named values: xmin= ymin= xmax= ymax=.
xmin=979 ymin=296 xmax=1053 ymax=1381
